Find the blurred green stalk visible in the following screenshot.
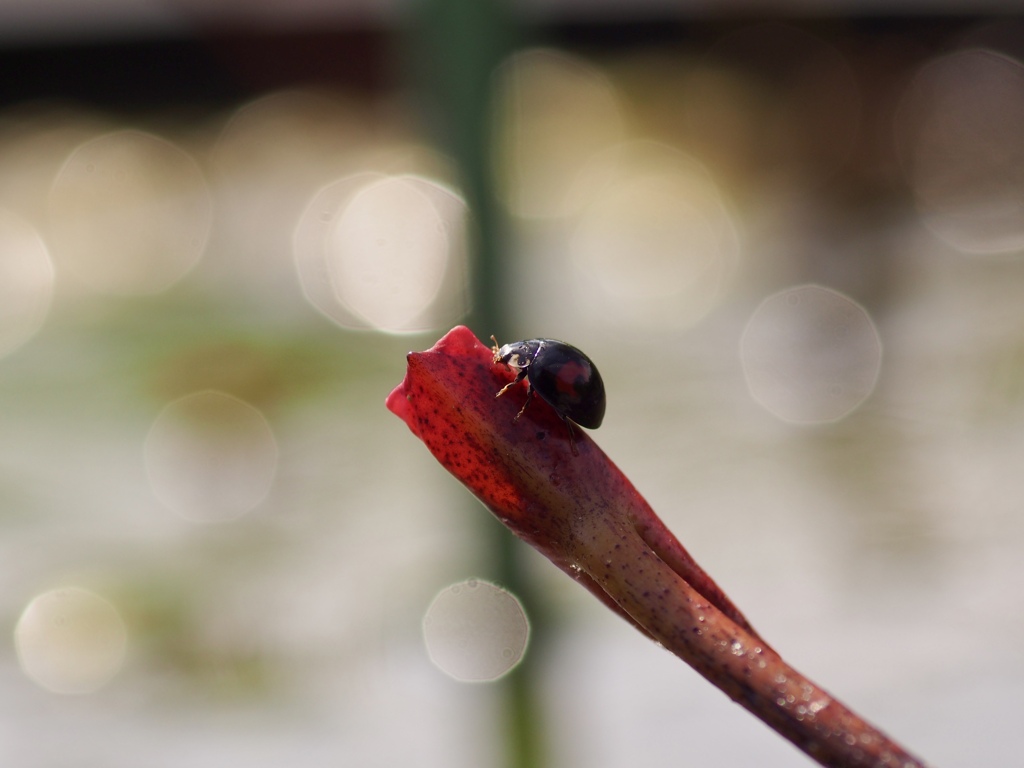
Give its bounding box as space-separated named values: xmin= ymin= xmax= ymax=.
xmin=406 ymin=3 xmax=546 ymax=768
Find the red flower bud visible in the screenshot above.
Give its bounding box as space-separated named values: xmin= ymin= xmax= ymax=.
xmin=387 ymin=326 xmax=928 ymax=768
xmin=386 ymin=325 xmax=757 ymax=636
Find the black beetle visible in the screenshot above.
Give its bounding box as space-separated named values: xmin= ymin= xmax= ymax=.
xmin=491 ymin=336 xmax=606 ymax=453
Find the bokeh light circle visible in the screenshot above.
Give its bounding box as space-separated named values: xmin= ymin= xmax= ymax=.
xmin=144 ymin=390 xmax=278 ymax=523
xmin=0 ymin=208 xmax=54 ymax=360
xmin=895 ymin=49 xmax=1024 ymax=255
xmin=48 ymin=129 xmax=212 ymax=294
xmin=740 ymin=285 xmax=882 ymax=424
xmin=569 ymin=142 xmax=739 ymax=330
xmin=293 ymin=173 xmax=469 ymax=333
xmin=492 ymin=48 xmax=625 ymax=219
xmin=422 ymin=579 xmax=530 ymax=683
xmin=15 ymin=587 xmax=128 ymax=695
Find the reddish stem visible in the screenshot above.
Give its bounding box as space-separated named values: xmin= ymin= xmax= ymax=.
xmin=387 ymin=326 xmax=930 ymax=768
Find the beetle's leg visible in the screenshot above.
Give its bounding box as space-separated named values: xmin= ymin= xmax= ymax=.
xmin=495 ymin=368 xmax=527 ymax=399
xmin=513 ymin=384 xmax=534 ymax=422
xmin=562 ymin=417 xmax=579 ymax=456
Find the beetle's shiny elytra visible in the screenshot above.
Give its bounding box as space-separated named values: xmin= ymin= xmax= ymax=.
xmin=491 ymin=336 xmax=606 ymax=453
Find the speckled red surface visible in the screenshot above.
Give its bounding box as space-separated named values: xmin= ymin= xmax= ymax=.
xmin=386 ymin=325 xmax=757 ymax=636
xmin=387 ymin=326 xmax=929 ymax=768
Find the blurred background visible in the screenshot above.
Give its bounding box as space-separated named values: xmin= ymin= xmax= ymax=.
xmin=1 ymin=2 xmax=1023 ymax=766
